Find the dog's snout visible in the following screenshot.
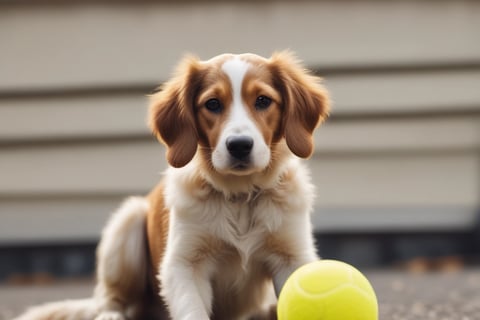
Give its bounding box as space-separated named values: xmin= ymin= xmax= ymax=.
xmin=226 ymin=136 xmax=254 ymax=159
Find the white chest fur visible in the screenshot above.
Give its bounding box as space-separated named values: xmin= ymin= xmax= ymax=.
xmin=208 ymin=192 xmax=283 ymax=268
xmin=163 ymin=157 xmax=315 ymax=268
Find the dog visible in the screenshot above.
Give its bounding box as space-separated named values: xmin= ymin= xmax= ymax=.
xmin=14 ymin=51 xmax=330 ymax=320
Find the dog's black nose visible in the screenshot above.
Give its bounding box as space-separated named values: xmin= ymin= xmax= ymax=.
xmin=226 ymin=136 xmax=254 ymax=159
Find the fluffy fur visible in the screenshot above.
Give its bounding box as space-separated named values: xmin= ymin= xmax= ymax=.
xmin=14 ymin=51 xmax=330 ymax=320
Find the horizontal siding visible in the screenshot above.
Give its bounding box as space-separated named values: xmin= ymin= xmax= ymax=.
xmin=0 ymin=140 xmax=165 ymax=195
xmin=316 ymin=115 xmax=480 ymax=153
xmin=0 ymin=94 xmax=148 ymax=142
xmin=312 ymin=153 xmax=479 ymax=208
xmin=1 ymin=114 xmax=478 ymax=196
xmin=1 ymin=1 xmax=479 ymax=91
xmin=1 ymin=141 xmax=477 ymax=207
xmin=1 ymin=201 xmax=478 ymax=244
xmin=0 ymin=0 xmax=479 ymax=242
xmin=2 ymin=100 xmax=479 ymax=152
xmin=0 ymin=196 xmax=119 ymax=243
xmin=1 ymin=152 xmax=478 ymax=242
xmin=1 ymin=71 xmax=479 ymax=143
xmin=326 ymin=70 xmax=480 ymax=114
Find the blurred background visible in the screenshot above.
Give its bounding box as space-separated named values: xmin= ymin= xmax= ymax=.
xmin=0 ymin=0 xmax=479 ymax=284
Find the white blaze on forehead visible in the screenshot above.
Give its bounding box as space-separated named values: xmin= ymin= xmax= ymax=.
xmin=221 ymin=57 xmax=253 ymax=133
xmin=222 ymin=57 xmax=249 ymax=107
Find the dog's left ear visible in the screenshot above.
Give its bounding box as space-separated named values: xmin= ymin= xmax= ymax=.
xmin=269 ymin=51 xmax=330 ymax=158
xmin=148 ymin=55 xmax=203 ymax=168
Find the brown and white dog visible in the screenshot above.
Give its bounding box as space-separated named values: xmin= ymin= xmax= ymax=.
xmin=15 ymin=51 xmax=330 ymax=320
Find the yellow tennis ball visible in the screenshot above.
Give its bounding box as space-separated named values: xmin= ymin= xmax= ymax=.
xmin=277 ymin=260 xmax=378 ymax=320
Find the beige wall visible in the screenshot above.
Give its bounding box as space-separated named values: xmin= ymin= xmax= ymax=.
xmin=0 ymin=0 xmax=479 ymax=243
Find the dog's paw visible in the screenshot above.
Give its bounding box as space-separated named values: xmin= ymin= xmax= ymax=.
xmin=94 ymin=311 xmax=126 ymax=320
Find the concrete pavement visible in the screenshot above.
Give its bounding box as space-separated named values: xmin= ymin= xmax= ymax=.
xmin=2 ymin=269 xmax=479 ymax=320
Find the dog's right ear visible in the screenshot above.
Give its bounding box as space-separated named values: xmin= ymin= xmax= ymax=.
xmin=148 ymin=55 xmax=203 ymax=168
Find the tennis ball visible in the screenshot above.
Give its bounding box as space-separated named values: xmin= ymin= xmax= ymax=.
xmin=277 ymin=260 xmax=378 ymax=320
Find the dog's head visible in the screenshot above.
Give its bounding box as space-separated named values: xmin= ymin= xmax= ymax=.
xmin=149 ymin=51 xmax=330 ymax=175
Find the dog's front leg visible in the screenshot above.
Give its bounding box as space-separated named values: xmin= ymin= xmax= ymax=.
xmin=159 ymin=226 xmax=213 ymax=320
xmin=270 ymin=232 xmax=319 ymax=297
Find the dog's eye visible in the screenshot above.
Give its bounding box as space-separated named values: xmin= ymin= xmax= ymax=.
xmin=255 ymin=96 xmax=272 ymax=110
xmin=205 ymin=99 xmax=223 ymax=113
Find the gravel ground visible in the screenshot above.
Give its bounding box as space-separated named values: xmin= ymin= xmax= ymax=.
xmin=371 ymin=269 xmax=480 ymax=320
xmin=1 ymin=269 xmax=479 ymax=320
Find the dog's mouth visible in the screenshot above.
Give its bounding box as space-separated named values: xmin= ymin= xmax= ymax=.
xmin=224 ymin=158 xmax=261 ymax=176
xmin=232 ymin=162 xmax=249 ymax=170
xmin=230 ymin=159 xmax=251 ymax=170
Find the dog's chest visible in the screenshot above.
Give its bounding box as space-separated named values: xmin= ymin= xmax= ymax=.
xmin=224 ymin=199 xmax=256 ymax=236
xmin=206 ymin=193 xmax=282 ymax=267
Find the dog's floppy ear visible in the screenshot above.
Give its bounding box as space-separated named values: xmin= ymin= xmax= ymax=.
xmin=148 ymin=55 xmax=203 ymax=168
xmin=269 ymin=51 xmax=330 ymax=158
